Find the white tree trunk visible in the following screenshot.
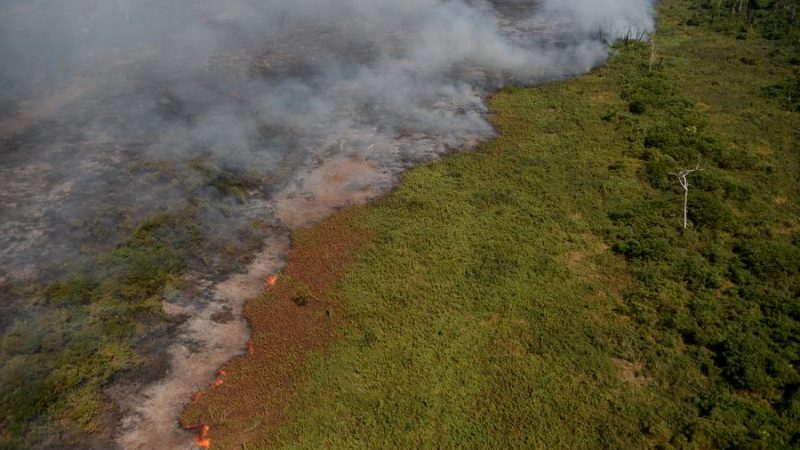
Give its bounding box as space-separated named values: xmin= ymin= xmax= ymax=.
xmin=670 ymin=163 xmax=702 ymax=230
xmin=683 ymin=186 xmax=689 ymax=229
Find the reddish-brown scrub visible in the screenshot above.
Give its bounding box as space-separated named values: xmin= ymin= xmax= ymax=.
xmin=181 ymin=207 xmax=372 ymax=448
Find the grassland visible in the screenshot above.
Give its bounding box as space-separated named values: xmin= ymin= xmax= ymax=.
xmin=0 ymin=162 xmax=269 ymax=448
xmin=2 ymin=0 xmax=797 ymax=448
xmin=0 ymin=211 xmax=203 ymax=448
xmin=185 ymin=1 xmax=800 ymax=448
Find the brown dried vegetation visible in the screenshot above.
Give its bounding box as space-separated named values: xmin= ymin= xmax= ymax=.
xmin=181 ymin=207 xmax=373 ymax=448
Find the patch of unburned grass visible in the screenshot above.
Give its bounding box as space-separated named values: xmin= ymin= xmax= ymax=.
xmin=240 ymin=1 xmax=797 ymax=448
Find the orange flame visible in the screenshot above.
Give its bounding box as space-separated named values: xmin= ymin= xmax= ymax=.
xmin=185 ymin=424 xmax=211 ymax=449
xmin=265 ymin=275 xmax=277 ymax=288
xmin=217 ymin=369 xmax=226 ymax=377
xmin=214 ymin=379 xmax=224 ymax=386
xmin=194 ymin=424 xmax=211 ymax=449
xmin=247 ymin=341 xmax=254 ymax=354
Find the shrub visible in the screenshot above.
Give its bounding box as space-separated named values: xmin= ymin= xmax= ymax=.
xmin=687 ymin=135 xmax=724 ymax=161
xmin=718 ymin=335 xmax=775 ymax=392
xmin=736 ymin=240 xmax=800 ymax=278
xmin=628 ymin=99 xmax=647 ymax=114
xmin=46 ymin=274 xmax=98 ymax=306
xmin=717 ymin=147 xmax=758 ymax=170
xmin=682 ymin=255 xmax=724 ymax=290
xmin=763 ymin=75 xmax=800 ymax=112
xmin=722 ymin=181 xmax=753 ymax=201
xmin=691 ymin=170 xmax=724 ymax=192
xmin=663 ymin=144 xmax=701 ymax=163
xmin=643 ymin=160 xmax=675 ymax=190
xmin=292 ymin=285 xmax=313 ymax=306
xmin=688 ymin=193 xmax=737 ymax=231
xmin=644 ymin=125 xmax=679 ymax=149
xmin=612 ymin=233 xmax=671 ymax=260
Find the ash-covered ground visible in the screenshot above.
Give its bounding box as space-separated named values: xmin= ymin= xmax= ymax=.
xmin=0 ymin=0 xmax=654 ymax=448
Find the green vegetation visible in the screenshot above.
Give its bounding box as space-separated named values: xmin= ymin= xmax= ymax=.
xmin=3 ymin=1 xmax=798 ymax=448
xmin=187 ymin=158 xmax=265 ymax=204
xmin=0 ymin=211 xmax=202 ymax=448
xmin=265 ymin=1 xmax=800 ymax=448
xmin=0 ymin=153 xmax=273 ymax=448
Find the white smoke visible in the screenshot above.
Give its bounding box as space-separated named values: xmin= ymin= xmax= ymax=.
xmin=1 ymin=1 xmax=657 ymax=277
xmin=0 ymin=1 xmax=656 ymax=448
xmin=538 ymin=0 xmax=655 ymax=38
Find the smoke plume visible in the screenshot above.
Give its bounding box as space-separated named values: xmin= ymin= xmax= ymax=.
xmin=1 ymin=0 xmax=654 ymax=275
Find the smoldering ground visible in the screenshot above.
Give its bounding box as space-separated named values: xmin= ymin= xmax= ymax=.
xmin=0 ymin=0 xmax=654 ymax=448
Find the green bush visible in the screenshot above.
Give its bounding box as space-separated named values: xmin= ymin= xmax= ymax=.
xmin=736 ymin=240 xmax=800 ymax=278
xmin=717 ymin=147 xmax=758 ymax=170
xmin=292 ymin=285 xmax=314 ymax=307
xmin=718 ymin=334 xmax=775 ymax=392
xmin=681 ymin=255 xmax=724 ymax=290
xmin=628 ymin=99 xmax=647 ymax=114
xmin=722 ymin=180 xmax=753 ymax=201
xmin=763 ymin=74 xmax=800 ymax=112
xmin=644 ymin=125 xmax=679 ymax=149
xmin=46 ymin=274 xmax=98 ymax=306
xmin=643 ymin=159 xmax=676 ymax=190
xmin=687 ymin=135 xmax=724 ymax=162
xmin=612 ymin=233 xmax=672 ymax=260
xmin=688 ymin=192 xmax=738 ymax=230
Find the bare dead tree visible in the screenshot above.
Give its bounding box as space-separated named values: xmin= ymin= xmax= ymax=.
xmin=669 ymin=163 xmax=703 ymax=229
xmin=649 ymin=39 xmax=657 ymax=72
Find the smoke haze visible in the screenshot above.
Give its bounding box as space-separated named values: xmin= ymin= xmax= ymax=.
xmin=0 ymin=0 xmax=654 ymax=277
xmin=0 ymin=0 xmax=654 ymax=448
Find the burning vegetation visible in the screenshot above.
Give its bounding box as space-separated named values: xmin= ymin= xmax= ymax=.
xmin=0 ymin=0 xmax=662 ymax=448
xmin=183 ymin=423 xmax=211 ymax=449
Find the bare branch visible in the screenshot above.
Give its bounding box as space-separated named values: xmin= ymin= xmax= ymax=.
xmin=670 ymin=161 xmax=703 ymax=229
